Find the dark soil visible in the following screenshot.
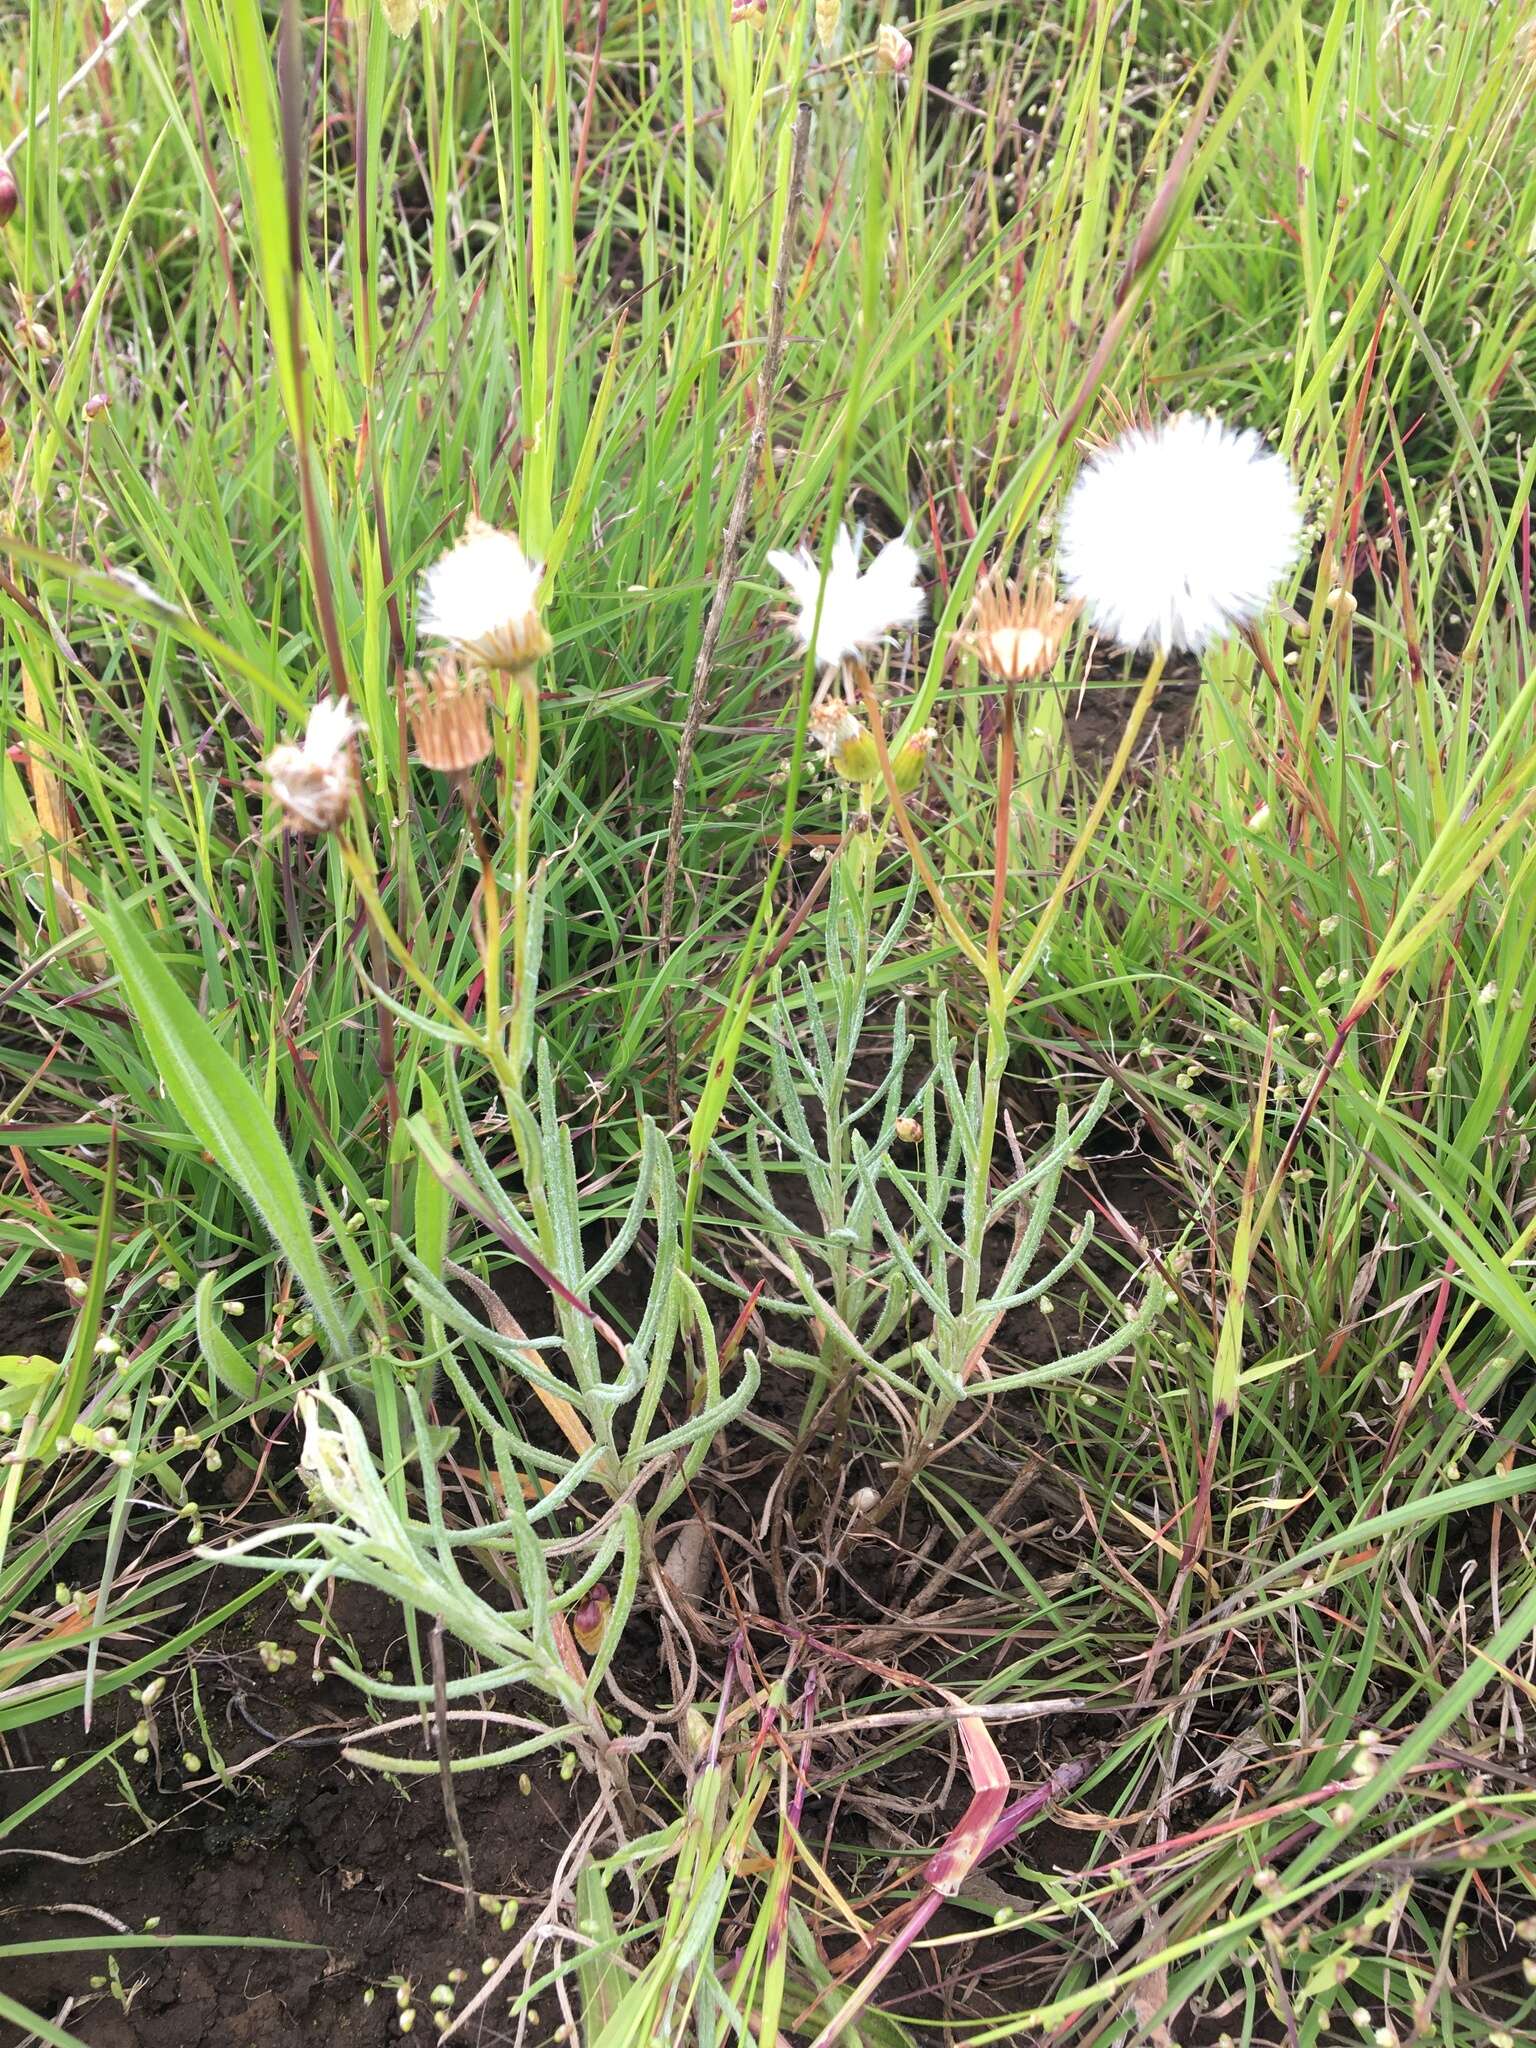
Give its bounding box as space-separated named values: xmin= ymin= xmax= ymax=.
xmin=0 ymin=1281 xmax=72 ymax=1360
xmin=1065 ymin=674 xmax=1200 ymax=764
xmin=0 ymin=1111 xmax=1185 ymax=2048
xmin=1 ymin=1578 xmax=582 ymax=2048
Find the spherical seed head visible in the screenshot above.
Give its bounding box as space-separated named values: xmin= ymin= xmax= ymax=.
xmin=963 ymin=569 xmax=1081 ymax=683
xmin=262 ymin=695 xmax=359 ymax=834
xmin=768 ymin=523 xmax=924 ymax=671
xmin=418 ymin=515 xmax=552 ymax=672
xmin=406 ymin=655 xmax=492 ymax=773
xmin=1058 ymin=412 xmax=1303 ymax=655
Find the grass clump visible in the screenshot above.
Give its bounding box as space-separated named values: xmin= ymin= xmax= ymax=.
xmin=3 ymin=2 xmax=1536 ymax=2045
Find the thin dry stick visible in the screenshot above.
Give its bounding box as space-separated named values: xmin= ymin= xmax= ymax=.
xmin=430 ymin=1618 xmax=477 ymax=1935
xmin=659 ymin=102 xmax=814 ymax=1124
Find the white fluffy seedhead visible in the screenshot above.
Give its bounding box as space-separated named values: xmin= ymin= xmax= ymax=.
xmin=262 ymin=696 xmax=360 ymax=834
xmin=767 ymin=523 xmax=924 ymax=670
xmin=1058 ymin=413 xmax=1302 ymax=655
xmin=418 ymin=516 xmax=551 ymax=671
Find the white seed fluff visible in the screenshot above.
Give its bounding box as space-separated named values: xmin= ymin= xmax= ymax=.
xmin=1058 ymin=413 xmax=1302 ymax=654
xmin=302 ymin=695 xmax=361 ymax=766
xmin=418 ymin=519 xmax=546 ymax=667
xmin=767 ymin=523 xmax=924 ymax=669
xmin=262 ymin=696 xmax=360 ymax=834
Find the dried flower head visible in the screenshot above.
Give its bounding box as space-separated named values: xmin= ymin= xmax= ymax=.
xmin=298 ymin=1390 xmax=371 ymax=1523
xmin=875 ymin=23 xmax=913 ymax=73
xmin=419 ymin=515 xmax=552 ymax=673
xmin=262 ymin=696 xmax=359 ymax=835
xmin=380 ymin=0 xmax=446 ymax=34
xmin=963 ymin=569 xmax=1080 ymax=683
xmin=406 ymin=654 xmax=492 ymax=773
xmin=815 ymin=0 xmax=841 ymax=48
xmin=1058 ymin=412 xmax=1302 ymax=654
xmin=809 ymin=700 xmax=861 ymax=753
xmin=809 ymin=699 xmax=879 ymax=782
xmin=768 ymin=523 xmax=924 ymax=671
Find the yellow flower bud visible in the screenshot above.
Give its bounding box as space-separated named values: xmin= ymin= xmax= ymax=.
xmin=835 ymin=730 xmax=881 ymax=783
xmin=893 ymin=726 xmax=936 ymax=792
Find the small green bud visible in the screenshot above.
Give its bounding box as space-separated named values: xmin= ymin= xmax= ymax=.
xmin=892 ymin=727 xmax=936 ymax=793
xmin=834 ymin=730 xmax=880 ymax=782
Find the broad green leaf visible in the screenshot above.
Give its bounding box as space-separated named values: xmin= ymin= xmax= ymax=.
xmin=0 ymin=1356 xmax=60 ymax=1396
xmin=89 ymin=888 xmax=350 ymax=1358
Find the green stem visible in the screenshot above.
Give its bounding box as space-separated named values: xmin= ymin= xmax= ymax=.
xmin=509 ymin=665 xmax=542 ymax=1070
xmin=857 ymin=665 xmax=992 ymax=990
xmin=335 ymin=835 xmax=484 ymax=1042
xmin=987 ymin=685 xmax=1017 ymax=975
xmin=1005 ymin=651 xmax=1168 ymax=1004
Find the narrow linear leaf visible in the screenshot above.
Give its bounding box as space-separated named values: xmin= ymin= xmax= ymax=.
xmin=41 ymin=1131 xmax=117 ymax=1454
xmin=404 ymin=1112 xmax=614 ymax=1342
xmin=195 ymin=1273 xmax=259 ymax=1402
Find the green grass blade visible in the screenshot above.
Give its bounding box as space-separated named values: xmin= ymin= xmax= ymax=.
xmin=88 ymin=885 xmax=350 ymax=1358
